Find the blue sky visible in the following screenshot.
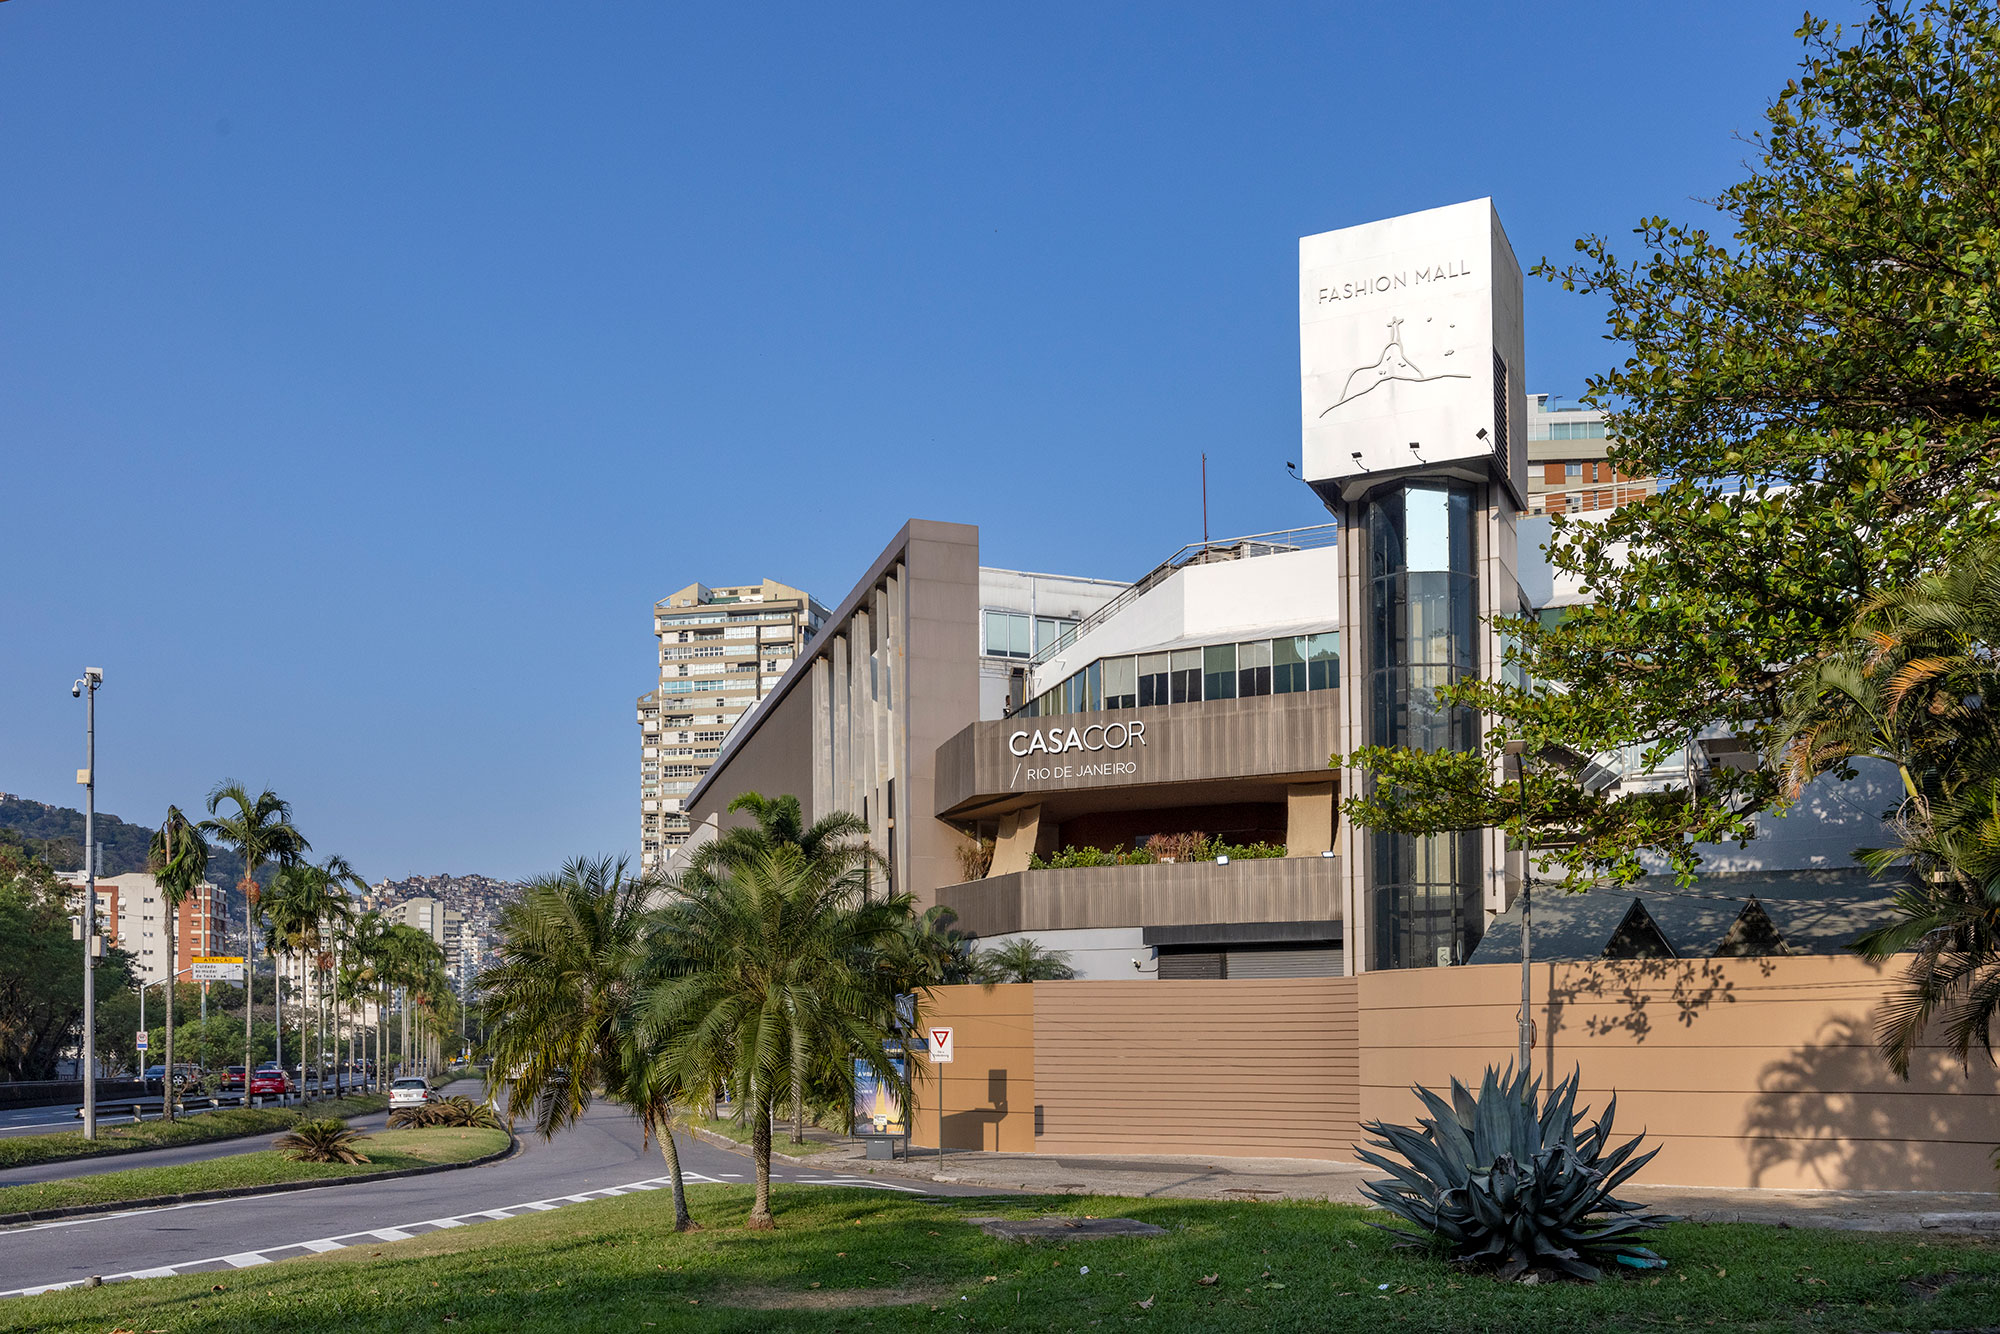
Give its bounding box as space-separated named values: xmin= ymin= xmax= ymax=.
xmin=1 ymin=2 xmax=1810 ymax=881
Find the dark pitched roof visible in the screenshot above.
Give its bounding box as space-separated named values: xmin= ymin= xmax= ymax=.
xmin=1466 ymin=866 xmax=1905 ymax=964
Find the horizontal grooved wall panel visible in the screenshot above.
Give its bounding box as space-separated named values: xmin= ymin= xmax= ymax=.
xmin=1030 ymin=978 xmax=1359 ymax=1158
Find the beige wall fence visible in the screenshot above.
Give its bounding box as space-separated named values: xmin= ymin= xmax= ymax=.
xmin=910 ymin=957 xmax=1999 ymax=1192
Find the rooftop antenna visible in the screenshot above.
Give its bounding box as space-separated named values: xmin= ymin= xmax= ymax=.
xmin=1201 ymin=452 xmax=1210 ymax=549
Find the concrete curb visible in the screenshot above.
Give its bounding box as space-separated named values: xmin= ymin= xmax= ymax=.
xmin=683 ymin=1124 xmax=847 ymax=1168
xmin=0 ymin=1130 xmax=521 ymax=1227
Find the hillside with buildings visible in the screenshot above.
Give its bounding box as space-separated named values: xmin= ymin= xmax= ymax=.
xmin=365 ymin=871 xmax=527 ymax=994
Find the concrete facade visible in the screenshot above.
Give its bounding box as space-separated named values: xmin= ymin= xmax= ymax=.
xmin=684 ymin=520 xmax=981 ymax=910
xmin=938 ymin=856 xmax=1340 ymax=938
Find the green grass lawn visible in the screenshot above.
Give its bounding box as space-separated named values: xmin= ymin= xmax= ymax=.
xmin=5 ymin=1184 xmax=1996 ymax=1332
xmin=0 ymin=1093 xmax=391 ymax=1172
xmin=0 ymin=1125 xmax=510 ymax=1216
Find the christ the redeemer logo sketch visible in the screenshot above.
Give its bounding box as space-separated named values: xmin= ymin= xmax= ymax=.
xmin=1318 ymin=316 xmax=1469 ymax=417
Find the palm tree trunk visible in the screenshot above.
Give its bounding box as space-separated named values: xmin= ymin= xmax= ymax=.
xmin=657 ymin=1115 xmax=697 ymax=1232
xmin=747 ymin=1095 xmax=775 ymax=1229
xmin=792 ymin=1060 xmax=805 ymax=1145
xmin=162 ymin=900 xmax=176 ymax=1123
xmin=242 ymin=877 xmax=256 ymax=1105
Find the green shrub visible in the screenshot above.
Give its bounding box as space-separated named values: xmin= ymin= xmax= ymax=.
xmin=1356 ymin=1065 xmax=1666 ymax=1282
xmin=388 ymin=1095 xmax=502 ymax=1130
xmin=272 ymin=1118 xmax=371 ymax=1165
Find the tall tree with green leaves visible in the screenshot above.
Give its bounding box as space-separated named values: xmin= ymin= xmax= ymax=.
xmin=342 ymin=909 xmax=390 ymax=1093
xmin=638 ymin=844 xmax=913 ymax=1229
xmin=202 ymin=783 xmax=309 ymax=1095
xmin=1341 ymin=1 xmax=2000 ymax=893
xmin=146 ymin=807 xmax=209 ymax=1120
xmin=481 ymin=855 xmax=697 ymax=1231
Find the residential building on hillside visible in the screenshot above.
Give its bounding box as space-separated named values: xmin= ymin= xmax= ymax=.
xmin=392 ymin=895 xmax=466 ymax=986
xmin=368 ymin=871 xmax=524 ymax=994
xmin=636 ymin=579 xmax=829 ymax=873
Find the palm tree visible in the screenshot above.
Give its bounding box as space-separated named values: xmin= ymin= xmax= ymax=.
xmin=201 ymin=783 xmax=309 ymax=1097
xmin=693 ymin=791 xmax=888 ymax=1142
xmin=146 ymin=807 xmax=209 ymax=1121
xmin=341 ymin=910 xmax=390 ymax=1093
xmin=480 ymin=856 xmax=698 ymax=1231
xmin=639 ymin=844 xmax=913 ymax=1229
xmin=1775 ymin=542 xmax=2000 ymax=1075
xmin=974 ymin=937 xmax=1076 ymax=983
xmin=378 ymin=923 xmax=444 ymax=1078
xmin=264 ymin=855 xmax=362 ymax=1101
xmin=696 ymin=792 xmax=880 ymax=888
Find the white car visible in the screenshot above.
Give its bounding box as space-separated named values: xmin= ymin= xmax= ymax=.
xmin=389 ymin=1077 xmax=433 ymax=1109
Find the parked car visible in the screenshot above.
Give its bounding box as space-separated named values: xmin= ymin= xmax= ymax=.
xmin=248 ymin=1068 xmax=290 ymax=1097
xmin=388 ymin=1077 xmax=432 ymax=1109
xmin=220 ymin=1066 xmax=247 ymax=1091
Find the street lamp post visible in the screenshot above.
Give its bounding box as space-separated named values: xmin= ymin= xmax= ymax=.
xmin=1504 ymin=739 xmax=1535 ymax=1083
xmin=74 ymin=667 xmax=104 ymax=1139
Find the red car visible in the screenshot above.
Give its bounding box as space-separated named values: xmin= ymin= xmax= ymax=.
xmin=248 ymin=1069 xmax=290 ymax=1097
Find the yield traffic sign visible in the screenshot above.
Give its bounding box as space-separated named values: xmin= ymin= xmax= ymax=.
xmin=929 ymin=1026 xmax=954 ymax=1064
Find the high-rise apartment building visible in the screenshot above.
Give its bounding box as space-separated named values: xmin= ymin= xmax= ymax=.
xmin=1524 ymin=393 xmax=1657 ymax=515
xmin=637 ymin=579 xmax=828 ymax=873
xmin=393 ymin=895 xmax=466 ymax=987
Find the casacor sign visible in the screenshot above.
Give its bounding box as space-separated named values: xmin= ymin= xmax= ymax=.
xmin=1008 ymin=721 xmax=1147 ymax=757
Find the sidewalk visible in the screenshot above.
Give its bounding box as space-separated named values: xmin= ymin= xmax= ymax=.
xmin=771 ymin=1135 xmax=2000 ymax=1236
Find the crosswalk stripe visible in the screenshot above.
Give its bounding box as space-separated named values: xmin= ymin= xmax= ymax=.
xmin=1 ymin=1163 xmax=957 ymax=1297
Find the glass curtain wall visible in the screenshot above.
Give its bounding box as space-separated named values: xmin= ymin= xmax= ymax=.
xmin=1022 ymin=632 xmax=1340 ymax=719
xmin=1365 ymin=482 xmax=1483 ymax=969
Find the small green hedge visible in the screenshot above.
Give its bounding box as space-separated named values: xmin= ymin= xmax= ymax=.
xmin=1029 ymin=839 xmax=1286 ymax=870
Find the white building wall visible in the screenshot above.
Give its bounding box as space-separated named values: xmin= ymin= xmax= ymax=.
xmin=1031 ymin=544 xmax=1341 ymax=691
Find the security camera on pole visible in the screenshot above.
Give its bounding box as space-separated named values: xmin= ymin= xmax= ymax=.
xmin=72 ymin=668 xmax=104 ymax=1140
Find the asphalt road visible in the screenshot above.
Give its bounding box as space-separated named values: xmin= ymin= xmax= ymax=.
xmin=0 ymin=1086 xmax=1000 ymax=1297
xmin=0 ymin=1081 xmax=368 ymax=1139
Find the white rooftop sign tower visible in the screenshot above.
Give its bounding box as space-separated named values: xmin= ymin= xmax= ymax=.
xmin=1298 ymin=198 xmax=1528 ymax=976
xmin=1299 ymin=198 xmax=1526 ymax=504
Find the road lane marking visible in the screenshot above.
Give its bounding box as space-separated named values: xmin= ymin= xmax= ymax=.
xmin=1 ymin=1168 xmax=946 ymax=1297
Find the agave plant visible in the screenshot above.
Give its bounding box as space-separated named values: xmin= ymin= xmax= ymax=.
xmin=1355 ymin=1065 xmax=1666 ymax=1282
xmin=273 ymin=1118 xmax=371 ymax=1164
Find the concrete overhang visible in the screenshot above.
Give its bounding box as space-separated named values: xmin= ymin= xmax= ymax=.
xmin=937 ymin=855 xmax=1343 ymax=937
xmin=933 ymin=690 xmax=1340 ymax=824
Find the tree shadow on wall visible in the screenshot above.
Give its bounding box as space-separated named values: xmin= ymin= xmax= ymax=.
xmin=1542 ymin=957 xmax=1776 ymax=1050
xmin=1742 ymin=1014 xmax=2000 ymax=1191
